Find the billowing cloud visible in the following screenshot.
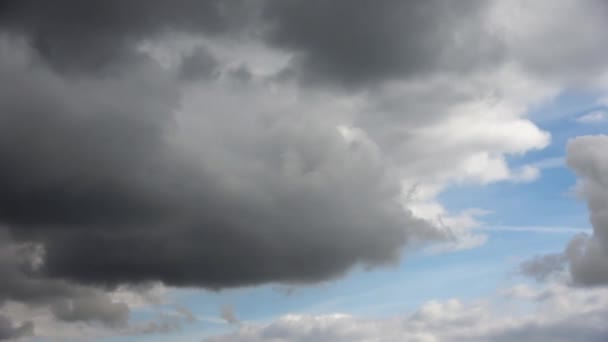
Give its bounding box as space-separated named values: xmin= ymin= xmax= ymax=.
xmin=0 ymin=37 xmax=436 ymax=291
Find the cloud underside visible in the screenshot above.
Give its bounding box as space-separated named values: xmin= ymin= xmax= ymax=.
xmin=1 ymin=0 xmax=608 ymax=338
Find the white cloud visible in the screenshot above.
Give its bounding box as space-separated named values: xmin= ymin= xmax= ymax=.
xmin=206 ymin=282 xmax=608 ymax=342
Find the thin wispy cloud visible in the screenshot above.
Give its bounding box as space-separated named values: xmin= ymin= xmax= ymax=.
xmin=481 ymin=226 xmax=592 ymax=234
xmin=576 ymin=110 xmax=608 ymax=123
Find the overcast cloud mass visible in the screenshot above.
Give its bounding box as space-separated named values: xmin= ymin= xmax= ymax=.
xmin=1 ymin=0 xmax=608 ymax=340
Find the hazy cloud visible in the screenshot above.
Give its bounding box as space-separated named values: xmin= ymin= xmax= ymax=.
xmin=577 ymin=110 xmax=607 ymax=124
xmin=206 ymin=283 xmax=608 ymax=342
xmin=220 ymin=305 xmax=240 ymax=325
xmin=520 ymin=253 xmax=568 ymax=282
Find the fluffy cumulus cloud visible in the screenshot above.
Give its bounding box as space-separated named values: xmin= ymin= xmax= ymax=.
xmin=1 ymin=0 xmax=608 ymax=339
xmin=206 ymin=283 xmax=608 ymax=342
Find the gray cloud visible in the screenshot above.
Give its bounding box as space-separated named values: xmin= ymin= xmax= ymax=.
xmin=520 ymin=253 xmax=568 ymax=282
xmin=0 ymin=0 xmax=251 ymax=73
xmin=521 ymin=135 xmax=608 ymax=286
xmin=0 ymin=315 xmax=33 ymax=341
xmin=261 ymin=0 xmax=608 ymax=91
xmin=563 ymin=136 xmax=608 ymax=285
xmin=0 ymin=230 xmax=130 ymax=328
xmin=0 ymin=35 xmax=438 ymax=293
xmin=50 ymin=295 xmax=129 ymax=328
xmin=262 ymin=0 xmax=500 ymax=88
xmin=178 ymin=46 xmax=221 ymax=81
xmin=0 ymin=32 xmax=441 ymax=337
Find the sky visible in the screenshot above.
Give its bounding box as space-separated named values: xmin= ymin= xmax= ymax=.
xmin=1 ymin=1 xmax=608 ymax=341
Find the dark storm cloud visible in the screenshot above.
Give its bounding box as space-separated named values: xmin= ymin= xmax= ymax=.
xmin=0 ymin=1 xmax=461 ymax=333
xmin=0 ymin=40 xmax=180 ymax=229
xmin=0 ymin=0 xmax=498 ymax=84
xmin=0 ymin=230 xmax=130 ymax=327
xmin=0 ymin=37 xmax=439 ymax=293
xmin=262 ymin=0 xmax=499 ymax=87
xmin=0 ymin=0 xmax=251 ymax=72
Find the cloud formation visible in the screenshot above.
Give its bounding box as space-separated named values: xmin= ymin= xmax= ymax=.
xmin=262 ymin=0 xmax=499 ymax=87
xmin=0 ymin=34 xmax=440 ymax=292
xmin=565 ymin=136 xmax=608 ymax=285
xmin=206 ymin=283 xmax=608 ymax=342
xmin=521 ymin=136 xmax=608 ymax=286
xmin=0 ymin=0 xmax=251 ymax=73
xmin=2 ymin=0 xmax=608 ymax=338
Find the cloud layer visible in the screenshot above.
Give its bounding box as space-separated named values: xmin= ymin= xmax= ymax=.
xmin=206 ymin=283 xmax=608 ymax=342
xmin=1 ymin=0 xmax=608 ymax=338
